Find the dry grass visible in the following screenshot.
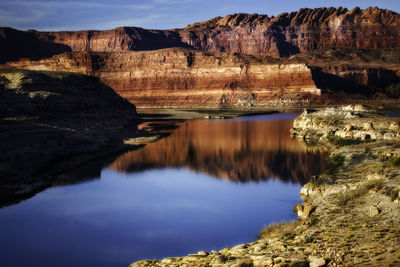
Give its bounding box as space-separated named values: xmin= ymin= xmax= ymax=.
xmin=258 ymin=221 xmax=300 ymax=240
xmin=123 ymin=135 xmax=160 ymax=145
xmin=335 ymin=179 xmax=384 ymax=206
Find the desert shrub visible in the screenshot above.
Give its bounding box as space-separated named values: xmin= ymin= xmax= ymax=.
xmin=328 ymin=136 xmax=373 ymax=147
xmin=377 ymin=152 xmax=400 ymax=167
xmin=258 ymin=221 xmax=299 ymax=240
xmin=326 ymin=154 xmax=345 ymax=175
xmin=389 ymin=156 xmax=400 ymax=166
xmin=304 ymin=234 xmax=315 ymax=243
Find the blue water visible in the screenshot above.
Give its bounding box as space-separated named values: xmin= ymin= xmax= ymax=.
xmin=0 ymin=114 xmax=315 ymax=267
xmin=0 ymin=169 xmax=301 ymax=267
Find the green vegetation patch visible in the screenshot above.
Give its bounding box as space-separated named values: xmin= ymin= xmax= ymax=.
xmin=378 ymin=152 xmax=400 ymax=167
xmin=328 ymin=136 xmax=374 ymax=147
xmin=326 ymin=154 xmax=345 ymax=175
xmin=389 ymin=156 xmax=400 ymax=166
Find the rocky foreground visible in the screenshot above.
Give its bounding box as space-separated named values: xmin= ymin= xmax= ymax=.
xmin=132 ymin=106 xmax=400 ymax=266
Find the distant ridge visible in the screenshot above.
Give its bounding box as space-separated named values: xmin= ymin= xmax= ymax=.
xmin=185 ymin=7 xmax=400 ymax=29
xmin=1 ymin=6 xmax=400 ymax=62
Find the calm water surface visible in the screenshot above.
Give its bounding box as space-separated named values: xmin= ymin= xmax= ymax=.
xmin=0 ymin=113 xmax=328 ymax=267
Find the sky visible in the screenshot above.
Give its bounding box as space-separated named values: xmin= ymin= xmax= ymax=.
xmin=0 ymin=0 xmax=399 ymax=31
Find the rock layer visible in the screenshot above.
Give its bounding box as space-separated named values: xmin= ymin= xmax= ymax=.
xmin=182 ymin=7 xmax=400 ymax=57
xmin=2 ymin=7 xmax=400 ymax=108
xmin=6 ymin=49 xmax=321 ymax=108
xmin=6 ymin=48 xmax=400 ymax=108
xmin=1 ymin=7 xmax=400 ymax=62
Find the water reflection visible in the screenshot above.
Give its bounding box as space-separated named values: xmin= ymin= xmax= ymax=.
xmin=109 ymin=114 xmax=329 ymax=184
xmin=0 ymin=113 xmax=330 ymax=267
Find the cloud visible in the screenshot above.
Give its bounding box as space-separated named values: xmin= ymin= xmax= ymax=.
xmin=58 ymin=14 xmax=166 ymax=31
xmin=0 ymin=8 xmax=45 ymax=25
xmin=153 ymin=0 xmax=199 ymax=3
xmin=0 ymin=0 xmax=199 ymax=30
xmin=0 ymin=0 xmax=162 ymax=30
xmin=11 ymin=1 xmax=152 ymax=10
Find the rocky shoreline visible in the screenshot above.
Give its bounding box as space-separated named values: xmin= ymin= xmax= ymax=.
xmin=132 ymin=105 xmax=400 ymax=266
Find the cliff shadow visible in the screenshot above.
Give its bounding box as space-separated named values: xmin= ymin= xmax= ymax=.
xmin=126 ymin=28 xmax=193 ymax=51
xmin=310 ymin=66 xmax=400 ymax=96
xmin=0 ymin=28 xmax=72 ymax=64
xmin=268 ymin=28 xmax=301 ymax=57
xmin=0 ymin=69 xmax=143 ymax=206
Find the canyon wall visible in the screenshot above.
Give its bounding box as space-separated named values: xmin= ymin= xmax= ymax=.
xmin=8 ymin=47 xmax=400 ymax=108
xmin=181 ymin=7 xmax=400 ymax=57
xmin=310 ymin=65 xmax=400 ymax=95
xmin=2 ymin=7 xmax=400 ymax=107
xmin=2 ymin=7 xmax=400 ymax=63
xmin=7 ymin=49 xmax=321 ymax=108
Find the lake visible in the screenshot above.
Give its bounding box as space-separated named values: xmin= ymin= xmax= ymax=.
xmin=0 ymin=113 xmax=329 ymax=267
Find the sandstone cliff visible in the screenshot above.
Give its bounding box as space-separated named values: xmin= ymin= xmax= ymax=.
xmin=2 ymin=7 xmax=400 ymax=62
xmin=7 ymin=48 xmax=400 ymax=108
xmin=2 ymin=7 xmax=400 ymax=108
xmin=182 ymin=7 xmax=400 ymax=57
xmin=6 ymin=48 xmax=322 ymax=108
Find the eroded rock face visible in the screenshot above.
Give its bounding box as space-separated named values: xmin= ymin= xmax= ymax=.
xmin=291 ymin=105 xmax=400 ymax=142
xmin=0 ymin=27 xmax=188 ymax=63
xmin=7 ymin=49 xmax=321 ymax=108
xmin=7 ymin=47 xmax=400 ymax=108
xmin=2 ymin=8 xmax=400 ymax=108
xmin=1 ymin=7 xmax=400 ymax=108
xmin=182 ymin=7 xmax=400 ymax=57
xmin=2 ymin=7 xmax=400 ymax=62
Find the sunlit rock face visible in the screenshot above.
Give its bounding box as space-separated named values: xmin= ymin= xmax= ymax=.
xmin=7 ymin=49 xmax=320 ymax=108
xmin=180 ymin=7 xmax=400 ymax=57
xmin=108 ymin=118 xmax=329 ymax=184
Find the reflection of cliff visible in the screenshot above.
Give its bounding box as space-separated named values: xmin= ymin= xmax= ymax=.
xmin=108 ymin=118 xmax=329 ymax=184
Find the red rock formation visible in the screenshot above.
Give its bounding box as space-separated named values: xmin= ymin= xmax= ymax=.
xmin=8 ymin=47 xmax=400 ymax=108
xmin=3 ymin=7 xmax=400 ymax=107
xmin=181 ymin=7 xmax=400 ymax=57
xmin=1 ymin=7 xmax=400 ymax=62
xmin=7 ymin=49 xmax=321 ymax=108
